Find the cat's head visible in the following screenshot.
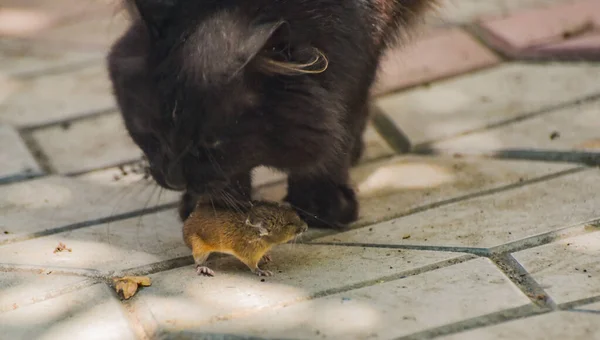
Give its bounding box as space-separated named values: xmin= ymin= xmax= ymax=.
xmin=115 ymin=0 xmax=346 ymax=195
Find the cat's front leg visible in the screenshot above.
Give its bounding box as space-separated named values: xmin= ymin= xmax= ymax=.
xmin=178 ymin=171 xmax=252 ymax=221
xmin=284 ymin=169 xmax=358 ymax=229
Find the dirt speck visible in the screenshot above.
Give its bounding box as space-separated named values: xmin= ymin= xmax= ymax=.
xmin=549 ymin=131 xmax=560 ymax=140
xmin=402 ymin=234 xmax=411 ymax=240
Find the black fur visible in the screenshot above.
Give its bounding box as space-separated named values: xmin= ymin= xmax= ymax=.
xmin=108 ymin=0 xmax=436 ymax=228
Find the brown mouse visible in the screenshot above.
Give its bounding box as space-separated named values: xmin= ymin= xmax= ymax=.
xmin=182 ymin=199 xmax=308 ymax=277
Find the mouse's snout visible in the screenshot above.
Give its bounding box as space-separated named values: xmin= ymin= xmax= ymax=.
xmin=298 ymin=222 xmax=308 ymax=234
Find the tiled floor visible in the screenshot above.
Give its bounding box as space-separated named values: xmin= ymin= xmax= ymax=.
xmin=1 ymin=0 xmax=599 ymax=339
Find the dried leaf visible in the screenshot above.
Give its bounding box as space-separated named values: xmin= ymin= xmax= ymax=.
xmin=121 ymin=276 xmax=152 ymax=286
xmin=112 ymin=276 xmax=152 ymax=300
xmin=53 ymin=242 xmax=72 ymax=253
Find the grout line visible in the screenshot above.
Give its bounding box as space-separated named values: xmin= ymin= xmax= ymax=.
xmin=0 ymin=202 xmax=178 ymax=246
xmin=0 ymin=263 xmax=104 ymax=279
xmin=0 ymin=172 xmax=45 ymax=186
xmin=399 ymin=304 xmax=550 ymax=340
xmin=14 ymin=58 xmax=106 ymax=80
xmin=371 ymin=107 xmax=412 ymax=154
xmin=415 ymin=148 xmax=600 ymax=167
xmin=412 ymin=92 xmax=600 ymax=151
xmin=111 ymin=256 xmax=195 ymax=278
xmin=0 ymin=277 xmax=99 ymax=314
xmin=304 ymin=241 xmax=490 ymax=256
xmin=349 ymin=166 xmax=586 ymax=229
xmin=18 ymin=131 xmax=56 ymax=174
xmin=19 ymin=107 xmax=118 ymax=132
xmin=490 ymin=253 xmax=557 ymax=310
xmin=461 ymin=23 xmax=510 ymax=61
xmin=568 ymin=309 xmax=600 ymax=315
xmin=489 ymin=218 xmax=600 ymax=254
xmin=371 ymin=59 xmax=502 ymax=98
xmin=558 ymin=295 xmax=600 ymax=311
xmin=310 ymin=255 xmax=476 ymax=299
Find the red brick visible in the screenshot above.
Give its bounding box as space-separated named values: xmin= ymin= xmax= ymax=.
xmin=530 ymin=33 xmax=600 ymax=60
xmin=371 ymin=28 xmax=499 ymax=96
xmin=476 ymin=0 xmax=600 ymax=60
xmin=0 ymin=0 xmax=119 ymax=38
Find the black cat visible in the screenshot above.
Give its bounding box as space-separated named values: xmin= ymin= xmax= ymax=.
xmin=107 ymin=0 xmax=437 ymax=228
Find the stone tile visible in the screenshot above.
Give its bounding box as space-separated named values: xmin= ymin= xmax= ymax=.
xmin=0 ymin=283 xmax=137 ymax=340
xmin=439 ymin=310 xmax=600 ymax=340
xmin=130 ymin=244 xmax=463 ymax=334
xmin=376 ymin=63 xmax=600 ymax=145
xmin=0 ymin=209 xmax=186 ymax=272
xmin=31 ymin=112 xmax=140 ymax=174
xmin=34 ymin=11 xmax=130 ymax=50
xmin=428 ymin=0 xmax=572 ymax=25
xmin=0 ymin=124 xmax=42 ymax=181
xmin=477 ymin=0 xmax=600 ymax=51
xmin=166 ymin=258 xmax=529 ymax=339
xmin=430 ymin=97 xmax=600 ymax=151
xmin=0 ymin=271 xmax=90 ymax=313
xmin=0 ymin=175 xmax=178 ymax=243
xmin=372 ymin=28 xmax=499 ymax=96
xmin=0 ymin=38 xmax=103 ymax=76
xmin=255 ymin=155 xmax=572 ymax=227
xmin=315 ymin=168 xmax=600 ymax=249
xmin=513 ymin=231 xmax=600 ymax=305
xmin=0 ymin=7 xmax=60 ymax=38
xmin=76 ymin=163 xmax=153 ymax=189
xmin=0 ymin=0 xmax=117 ymax=38
xmin=528 ymin=33 xmax=600 ymax=60
xmin=0 ymin=63 xmax=115 ymax=128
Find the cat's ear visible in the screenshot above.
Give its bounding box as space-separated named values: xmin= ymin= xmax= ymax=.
xmin=240 ymin=20 xmax=288 ymax=66
xmin=248 ymin=21 xmax=329 ymax=76
xmin=131 ymin=0 xmax=177 ymax=39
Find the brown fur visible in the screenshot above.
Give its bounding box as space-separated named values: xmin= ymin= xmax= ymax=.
xmin=182 ymin=200 xmax=308 ymax=275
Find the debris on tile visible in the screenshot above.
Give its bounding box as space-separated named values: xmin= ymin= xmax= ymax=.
xmin=575 ymin=138 xmax=600 ymax=150
xmin=53 ymin=242 xmax=72 ymax=253
xmin=402 ymin=234 xmax=411 ymax=240
xmin=561 ymin=20 xmax=594 ymax=40
xmin=113 ymin=276 xmax=152 ymax=300
xmin=549 ymin=131 xmax=560 ymax=140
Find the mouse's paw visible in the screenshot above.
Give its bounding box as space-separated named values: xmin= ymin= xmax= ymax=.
xmin=254 ymin=268 xmax=273 ymax=277
xmin=196 ymin=265 xmax=215 ymax=277
xmin=259 ymin=253 xmax=272 ymax=265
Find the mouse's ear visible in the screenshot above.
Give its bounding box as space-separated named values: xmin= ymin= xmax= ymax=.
xmin=130 ymin=0 xmax=177 ymax=39
xmin=245 ymin=217 xmax=270 ymax=237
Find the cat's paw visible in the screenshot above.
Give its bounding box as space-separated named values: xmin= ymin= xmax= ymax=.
xmin=285 ymin=181 xmax=358 ymax=230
